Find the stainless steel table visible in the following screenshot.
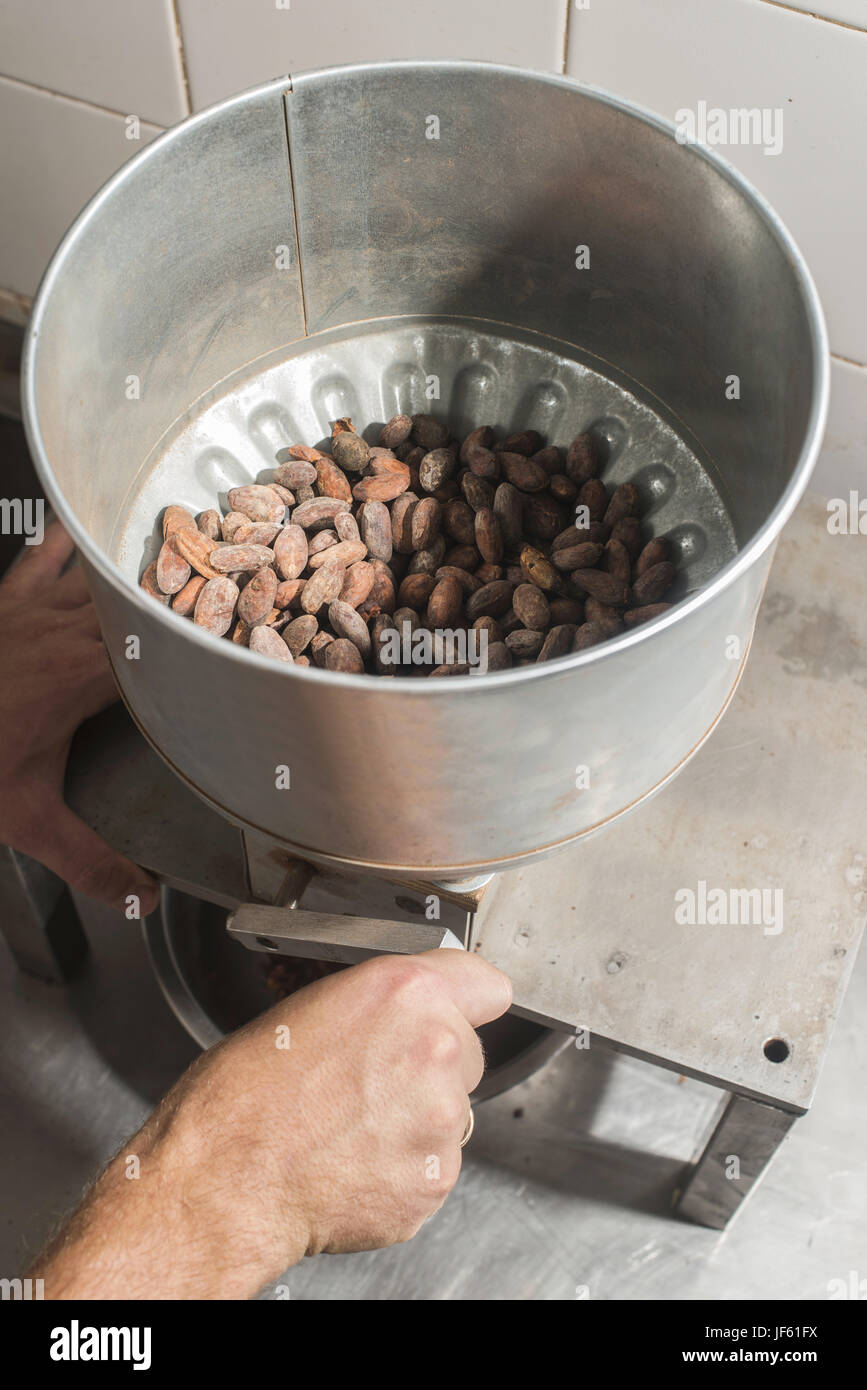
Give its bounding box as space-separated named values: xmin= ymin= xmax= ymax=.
xmin=2 ymin=492 xmax=862 ymax=1230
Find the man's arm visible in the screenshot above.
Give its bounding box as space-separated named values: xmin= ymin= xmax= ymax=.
xmin=31 ymin=949 xmax=512 ymax=1299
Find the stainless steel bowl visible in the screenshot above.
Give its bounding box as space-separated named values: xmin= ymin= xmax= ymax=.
xmin=22 ymin=62 xmax=828 ymax=878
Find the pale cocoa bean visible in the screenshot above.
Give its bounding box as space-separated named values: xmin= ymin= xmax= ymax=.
xmin=352 ymin=470 xmax=410 ymax=503
xmin=156 ymin=536 xmax=191 ymax=594
xmin=328 ymin=600 xmax=372 ymax=658
xmin=249 ymin=624 xmax=293 ymax=662
xmin=311 ymin=456 xmax=353 ymax=503
xmin=283 ymin=614 xmax=318 ymax=656
xmin=308 ymin=531 xmax=338 ymax=557
xmin=311 ymin=631 xmax=335 ymax=666
xmin=339 ymin=560 xmax=375 ymax=608
xmin=325 ymin=638 xmax=365 ymax=673
xmin=221 ymin=511 xmax=250 ymax=542
xmin=173 ymin=526 xmax=221 ymax=579
xmin=162 ymin=504 xmax=196 ymax=539
xmin=227 ymin=484 xmax=285 ymax=524
xmin=196 ymin=509 xmax=222 ymax=540
xmin=426 ymin=577 xmax=463 ymax=628
xmin=391 ymin=493 xmax=418 ymax=553
xmin=233 ymin=520 xmax=282 ymax=547
xmin=210 ymin=543 xmax=274 ymax=574
xmin=274 ymin=460 xmax=317 ymax=490
xmin=358 ymin=500 xmax=393 ymax=562
xmin=419 ymin=448 xmax=457 ymax=493
xmin=237 ymin=566 xmax=279 ymax=626
xmin=308 ymin=539 xmax=367 ymax=571
xmin=274 ymin=577 xmax=306 ymax=609
xmin=292 ymin=496 xmax=352 ymax=530
xmin=172 ymin=573 xmax=207 ymax=616
xmin=194 ymin=576 xmax=239 ymax=636
xmin=269 ymin=483 xmax=296 ymax=508
xmin=335 ymin=511 xmax=361 ymax=544
xmin=357 ymin=559 xmax=396 ymax=619
xmin=411 ymin=497 xmax=442 ymax=551
xmin=141 ymin=560 xmax=170 ymax=604
xmin=301 ymin=559 xmax=346 ymax=614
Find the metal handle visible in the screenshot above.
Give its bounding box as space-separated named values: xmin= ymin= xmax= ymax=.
xmin=226 ymin=904 xmax=465 ymax=965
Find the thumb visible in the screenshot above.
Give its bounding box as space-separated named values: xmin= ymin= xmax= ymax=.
xmin=26 ymin=800 xmax=161 ymax=918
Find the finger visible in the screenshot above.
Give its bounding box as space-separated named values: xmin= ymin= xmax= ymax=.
xmin=2 ymin=520 xmax=74 ymax=598
xmin=53 ymin=566 xmax=92 ymax=607
xmin=23 ymin=800 xmax=160 ymax=917
xmin=411 ymin=949 xmax=513 ymax=1029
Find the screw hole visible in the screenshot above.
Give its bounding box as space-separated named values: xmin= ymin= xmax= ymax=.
xmin=763 ymin=1037 xmax=790 ymax=1063
xmin=256 ymin=936 xmax=279 ymax=951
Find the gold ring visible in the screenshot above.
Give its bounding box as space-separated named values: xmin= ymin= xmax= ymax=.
xmin=459 ymin=1105 xmax=475 ymax=1148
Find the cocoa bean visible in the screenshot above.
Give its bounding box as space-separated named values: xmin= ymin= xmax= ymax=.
xmin=194 ymin=576 xmax=239 ymax=636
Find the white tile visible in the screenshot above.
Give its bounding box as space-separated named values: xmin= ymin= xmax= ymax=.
xmin=177 ymin=0 xmax=567 ymax=110
xmin=0 ymin=0 xmax=187 ymax=125
xmin=811 ymin=356 xmax=867 ymax=498
xmin=769 ymin=0 xmax=867 ymax=30
xmin=566 ymin=0 xmax=867 ymax=364
xmin=0 ymin=78 xmax=161 ymax=298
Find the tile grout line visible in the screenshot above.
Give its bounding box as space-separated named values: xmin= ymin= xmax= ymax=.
xmin=0 ymin=69 xmax=167 ymax=127
xmin=170 ymin=0 xmax=193 ymax=116
xmin=561 ymin=0 xmax=572 ymax=73
xmin=759 ymin=0 xmax=867 ymax=37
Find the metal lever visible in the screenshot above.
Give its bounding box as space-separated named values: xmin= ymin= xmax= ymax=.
xmin=226 ymin=904 xmax=465 ymax=965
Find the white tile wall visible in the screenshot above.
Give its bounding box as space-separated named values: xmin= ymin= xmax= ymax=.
xmin=566 ymin=0 xmax=867 ymax=367
xmin=0 ymin=77 xmax=161 ymax=297
xmin=0 ymin=0 xmax=187 ymax=125
xmin=176 ymin=0 xmax=566 ymax=110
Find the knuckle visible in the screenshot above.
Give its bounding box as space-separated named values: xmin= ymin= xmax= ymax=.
xmin=371 ymin=955 xmax=435 ymax=1008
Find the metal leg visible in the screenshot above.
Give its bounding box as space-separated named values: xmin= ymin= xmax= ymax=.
xmin=675 ymin=1092 xmax=798 ymax=1229
xmin=0 ymin=844 xmax=88 ymax=982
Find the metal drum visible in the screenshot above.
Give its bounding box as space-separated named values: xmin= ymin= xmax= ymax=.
xmin=22 ymin=62 xmax=828 ymax=879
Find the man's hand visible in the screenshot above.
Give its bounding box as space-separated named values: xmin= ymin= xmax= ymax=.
xmin=0 ymin=521 xmax=159 ymax=914
xmin=33 ymin=948 xmax=512 ymax=1299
